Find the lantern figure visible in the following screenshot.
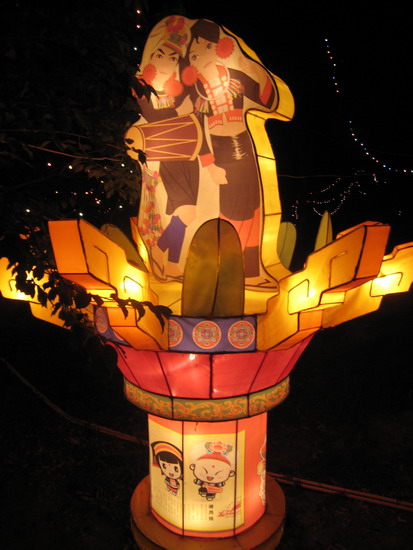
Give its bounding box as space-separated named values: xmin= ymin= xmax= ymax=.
xmin=1 ymin=13 xmax=413 ymax=550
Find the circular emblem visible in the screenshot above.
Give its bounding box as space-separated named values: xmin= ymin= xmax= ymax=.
xmin=193 ymin=321 xmax=221 ymax=349
xmin=168 ymin=319 xmax=183 ymax=347
xmin=228 ymin=321 xmax=255 ymax=349
xmin=95 ymin=307 xmax=108 ymax=334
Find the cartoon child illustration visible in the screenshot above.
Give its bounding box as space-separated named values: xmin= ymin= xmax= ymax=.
xmin=152 ymin=441 xmax=183 ymax=495
xmin=189 ymin=441 xmax=235 ymax=500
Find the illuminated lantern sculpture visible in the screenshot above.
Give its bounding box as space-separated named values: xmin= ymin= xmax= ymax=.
xmin=1 ymin=14 xmax=413 ymax=550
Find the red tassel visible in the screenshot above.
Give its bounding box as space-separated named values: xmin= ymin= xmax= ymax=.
xmin=182 ymin=65 xmax=199 ymax=86
xmin=141 ymin=64 xmax=157 ymax=85
xmin=164 ymin=74 xmax=184 ymax=98
xmin=216 ymin=37 xmax=234 ymax=59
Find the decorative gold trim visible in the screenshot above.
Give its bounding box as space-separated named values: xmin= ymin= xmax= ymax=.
xmin=124 ymin=381 xmax=172 ymax=418
xmin=124 ymin=377 xmax=290 ymax=421
xmin=248 ymin=378 xmax=290 ymax=415
xmin=173 ymin=396 xmax=248 ymax=421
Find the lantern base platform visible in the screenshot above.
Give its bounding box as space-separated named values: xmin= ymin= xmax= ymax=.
xmin=130 ymin=475 xmax=285 ymax=550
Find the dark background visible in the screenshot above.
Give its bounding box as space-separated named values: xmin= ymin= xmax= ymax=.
xmin=1 ymin=1 xmax=412 ymax=549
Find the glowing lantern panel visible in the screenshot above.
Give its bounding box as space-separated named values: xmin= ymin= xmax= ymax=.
xmin=143 ymin=413 xmax=267 ymax=537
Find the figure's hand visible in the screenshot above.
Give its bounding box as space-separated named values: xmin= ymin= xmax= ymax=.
xmin=176 ymin=95 xmax=193 ymax=116
xmin=207 ymin=163 xmax=228 ymax=184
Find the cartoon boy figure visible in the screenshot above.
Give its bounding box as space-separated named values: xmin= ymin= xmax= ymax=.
xmin=152 ymin=441 xmax=183 ymax=495
xmin=190 ymin=442 xmax=235 ymax=500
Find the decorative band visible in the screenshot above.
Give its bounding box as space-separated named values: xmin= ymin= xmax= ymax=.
xmin=168 ymin=315 xmax=256 ymax=352
xmin=124 ymin=377 xmax=289 ymax=421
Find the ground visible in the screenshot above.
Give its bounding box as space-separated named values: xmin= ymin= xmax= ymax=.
xmin=1 ymin=292 xmax=412 ymax=550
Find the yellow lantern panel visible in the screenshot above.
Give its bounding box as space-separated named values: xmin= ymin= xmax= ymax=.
xmin=48 ymin=219 xmax=151 ymax=302
xmin=284 ymin=222 xmax=390 ymax=314
xmin=372 ymin=243 xmax=413 ymax=296
xmin=0 ymin=258 xmax=50 ymax=302
xmin=181 ymin=219 xmax=245 ymax=318
xmin=106 ymin=305 xmax=168 ymax=350
xmin=147 ymin=413 xmax=268 ymax=537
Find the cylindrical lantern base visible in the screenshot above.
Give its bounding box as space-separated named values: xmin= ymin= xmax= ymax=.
xmin=148 ymin=414 xmax=269 ymax=536
xmin=131 ymin=475 xmax=285 ymax=550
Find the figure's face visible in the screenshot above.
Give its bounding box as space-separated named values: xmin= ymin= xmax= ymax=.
xmin=160 ymin=459 xmax=182 ymax=479
xmin=151 ymin=46 xmax=179 ymax=84
xmin=192 ymin=458 xmax=234 ymax=483
xmin=189 ymin=37 xmax=217 ymax=75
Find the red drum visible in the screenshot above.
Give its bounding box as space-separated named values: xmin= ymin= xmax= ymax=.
xmin=125 ymin=113 xmax=202 ymax=162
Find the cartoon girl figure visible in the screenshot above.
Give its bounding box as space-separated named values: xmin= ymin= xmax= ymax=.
xmin=189 ymin=441 xmax=235 ymax=500
xmin=182 ymin=19 xmax=279 ymax=286
xmin=151 ymin=441 xmax=183 ymax=495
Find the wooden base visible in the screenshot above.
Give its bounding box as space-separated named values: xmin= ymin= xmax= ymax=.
xmin=130 ymin=475 xmax=285 ymax=550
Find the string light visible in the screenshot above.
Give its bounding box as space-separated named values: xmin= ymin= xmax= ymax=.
xmin=324 ymin=39 xmax=340 ymax=94
xmin=291 ymin=174 xmax=372 ymax=221
xmin=324 ymin=38 xmax=413 ymax=174
xmin=12 ymin=4 xmax=146 ymax=227
xmin=307 ymin=178 xmax=366 ymax=216
xmin=291 ymin=199 xmax=299 ymax=220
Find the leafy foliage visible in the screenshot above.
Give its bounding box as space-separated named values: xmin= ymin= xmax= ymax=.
xmin=1 ymin=1 xmax=148 ymax=202
xmin=0 ymin=1 xmax=172 ymax=349
xmin=0 ymin=204 xmax=171 ymax=342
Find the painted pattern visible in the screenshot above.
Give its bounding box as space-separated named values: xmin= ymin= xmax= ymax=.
xmin=228 ymin=320 xmax=255 ymax=349
xmin=124 ymin=378 xmax=290 ymax=420
xmin=192 ymin=320 xmax=221 ymax=349
xmin=95 ymin=306 xmax=109 ymax=333
xmin=168 ymin=318 xmax=183 ymax=347
xmin=124 ymin=379 xmax=173 ymax=417
xmin=248 ymin=378 xmax=290 ymax=415
xmin=168 ymin=315 xmax=256 ymax=352
xmin=173 ymin=397 xmax=248 ymax=421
